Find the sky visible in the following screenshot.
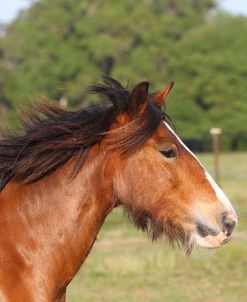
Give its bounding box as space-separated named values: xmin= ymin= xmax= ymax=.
xmin=0 ymin=0 xmax=31 ymax=24
xmin=221 ymin=0 xmax=247 ymax=15
xmin=0 ymin=0 xmax=247 ymax=24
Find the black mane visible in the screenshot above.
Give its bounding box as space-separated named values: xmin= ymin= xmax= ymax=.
xmin=0 ymin=76 xmax=171 ymax=191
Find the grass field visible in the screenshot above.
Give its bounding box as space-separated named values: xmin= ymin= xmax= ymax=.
xmin=67 ymin=153 xmax=247 ymax=302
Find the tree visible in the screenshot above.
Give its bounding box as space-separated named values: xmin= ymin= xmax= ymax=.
xmin=1 ymin=0 xmax=246 ymax=150
xmin=0 ymin=0 xmax=216 ymax=106
xmin=168 ymin=14 xmax=247 ymax=150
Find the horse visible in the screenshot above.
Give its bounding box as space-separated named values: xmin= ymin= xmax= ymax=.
xmin=0 ymin=76 xmax=237 ymax=302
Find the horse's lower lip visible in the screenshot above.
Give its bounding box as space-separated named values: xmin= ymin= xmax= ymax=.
xmin=222 ymin=236 xmax=231 ymax=244
xmin=195 ymin=232 xmax=231 ymax=249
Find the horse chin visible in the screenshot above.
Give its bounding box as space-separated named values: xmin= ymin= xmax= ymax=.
xmin=164 ymin=226 xmax=196 ymax=256
xmin=181 ymin=233 xmax=196 ymax=256
xmin=194 ymin=232 xmax=231 ymax=249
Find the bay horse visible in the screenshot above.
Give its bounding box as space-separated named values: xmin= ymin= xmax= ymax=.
xmin=0 ymin=76 xmax=237 ymax=302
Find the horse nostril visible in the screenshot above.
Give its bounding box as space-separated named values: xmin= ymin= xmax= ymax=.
xmin=222 ymin=213 xmax=236 ymax=236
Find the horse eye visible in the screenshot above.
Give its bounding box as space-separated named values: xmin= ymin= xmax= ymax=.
xmin=161 ymin=149 xmax=177 ymax=159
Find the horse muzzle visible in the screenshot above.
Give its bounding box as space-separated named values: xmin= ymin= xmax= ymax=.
xmin=194 ymin=211 xmax=237 ymax=249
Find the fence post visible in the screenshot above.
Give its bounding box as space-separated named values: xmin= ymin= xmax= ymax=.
xmin=210 ymin=128 xmax=222 ymax=186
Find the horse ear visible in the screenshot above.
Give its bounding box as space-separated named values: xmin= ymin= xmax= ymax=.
xmin=128 ymin=81 xmax=149 ymax=117
xmin=152 ymin=81 xmax=174 ymax=108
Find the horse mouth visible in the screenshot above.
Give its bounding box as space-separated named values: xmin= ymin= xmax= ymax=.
xmin=194 ymin=222 xmax=231 ymax=249
xmin=194 ymin=233 xmax=231 ymax=249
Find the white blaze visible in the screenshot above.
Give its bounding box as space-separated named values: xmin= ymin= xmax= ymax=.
xmin=205 ymin=171 xmax=238 ymax=221
xmin=164 ymin=122 xmax=238 ymax=222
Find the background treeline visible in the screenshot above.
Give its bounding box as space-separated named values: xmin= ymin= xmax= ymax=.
xmin=0 ymin=0 xmax=246 ymax=151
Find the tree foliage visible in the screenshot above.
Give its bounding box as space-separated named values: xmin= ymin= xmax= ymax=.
xmin=0 ymin=0 xmax=246 ymax=150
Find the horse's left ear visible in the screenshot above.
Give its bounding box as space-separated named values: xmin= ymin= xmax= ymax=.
xmin=152 ymin=81 xmax=174 ymax=108
xmin=128 ymin=81 xmax=149 ymax=117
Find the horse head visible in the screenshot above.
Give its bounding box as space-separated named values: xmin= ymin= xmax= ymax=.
xmin=106 ymin=79 xmax=238 ymax=254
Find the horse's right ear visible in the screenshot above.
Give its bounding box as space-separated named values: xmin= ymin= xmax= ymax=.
xmin=152 ymin=81 xmax=174 ymax=108
xmin=128 ymin=82 xmax=149 ymax=118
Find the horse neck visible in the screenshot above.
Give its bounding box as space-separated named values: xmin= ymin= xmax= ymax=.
xmin=0 ymin=150 xmax=116 ymax=291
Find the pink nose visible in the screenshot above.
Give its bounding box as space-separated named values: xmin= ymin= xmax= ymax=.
xmin=222 ymin=213 xmax=236 ymax=236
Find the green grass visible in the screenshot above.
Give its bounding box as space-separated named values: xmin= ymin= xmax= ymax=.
xmin=67 ymin=153 xmax=247 ymax=302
